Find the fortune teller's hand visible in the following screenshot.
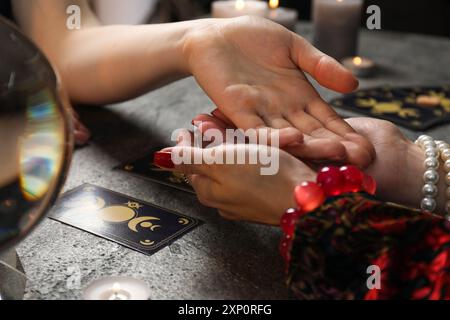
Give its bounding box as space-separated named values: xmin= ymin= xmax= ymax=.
xmin=184 ymin=16 xmax=375 ymax=167
xmin=170 ymin=143 xmax=316 ymax=225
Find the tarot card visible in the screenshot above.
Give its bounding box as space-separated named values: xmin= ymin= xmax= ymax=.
xmin=331 ymin=85 xmax=450 ymax=130
xmin=49 ymin=184 xmax=201 ymax=255
xmin=117 ymin=150 xmax=195 ymax=194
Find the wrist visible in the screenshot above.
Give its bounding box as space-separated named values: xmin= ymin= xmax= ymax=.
xmin=180 ymin=18 xmax=225 ymax=75
xmin=376 ymin=139 xmax=447 ymax=214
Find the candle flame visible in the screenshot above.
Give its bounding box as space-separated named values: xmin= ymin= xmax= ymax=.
xmin=337 ymin=0 xmax=344 ymax=2
xmin=353 ymin=56 xmax=363 ymax=66
xmin=112 ymin=282 xmax=122 ymax=294
xmin=235 ymin=0 xmax=245 ymax=10
xmin=269 ymin=0 xmax=279 ymax=10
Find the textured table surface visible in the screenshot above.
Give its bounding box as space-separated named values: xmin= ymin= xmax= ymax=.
xmin=17 ymin=23 xmax=450 ymax=300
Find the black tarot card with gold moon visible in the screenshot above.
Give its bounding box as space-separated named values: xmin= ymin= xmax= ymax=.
xmin=331 ymin=86 xmax=450 ymax=130
xmin=49 ymin=184 xmax=201 ymax=255
xmin=116 ymin=150 xmax=195 ymax=194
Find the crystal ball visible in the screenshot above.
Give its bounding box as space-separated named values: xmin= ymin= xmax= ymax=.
xmin=0 ymin=17 xmax=72 ymax=253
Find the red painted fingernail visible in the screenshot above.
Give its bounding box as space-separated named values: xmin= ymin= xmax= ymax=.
xmin=153 ymin=151 xmax=175 ymax=169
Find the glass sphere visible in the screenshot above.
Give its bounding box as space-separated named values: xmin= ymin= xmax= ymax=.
xmin=0 ymin=17 xmax=72 ymax=253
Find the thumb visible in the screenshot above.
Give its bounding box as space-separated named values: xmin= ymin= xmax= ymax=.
xmin=291 ymin=34 xmax=359 ymax=93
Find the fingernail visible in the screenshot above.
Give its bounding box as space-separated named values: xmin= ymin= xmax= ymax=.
xmin=153 ymin=151 xmax=175 ymax=169
xmin=74 ymin=130 xmax=90 ymax=146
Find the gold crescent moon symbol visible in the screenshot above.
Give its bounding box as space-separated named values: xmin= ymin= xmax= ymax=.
xmin=128 ymin=216 xmax=160 ymax=232
xmin=140 ymin=240 xmax=155 ymax=246
xmin=178 ymin=218 xmax=190 ymax=225
xmin=150 ymin=225 xmax=161 ymax=232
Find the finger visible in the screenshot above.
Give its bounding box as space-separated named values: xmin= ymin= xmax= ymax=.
xmin=307 ymin=98 xmax=356 ymax=137
xmin=192 ymin=114 xmax=230 ymax=133
xmin=74 ymin=130 xmax=90 ymax=146
xmin=198 ymin=121 xmax=226 ymax=137
xmin=286 ymin=109 xmax=326 ymax=134
xmin=274 ymin=127 xmax=303 ymax=147
xmin=284 ymin=137 xmax=347 ymax=161
xmin=341 ymin=133 xmax=377 ymax=168
xmin=176 ymin=129 xmax=194 ymax=147
xmin=340 ymin=141 xmax=372 ymax=168
xmin=262 ymin=115 xmax=294 ymax=130
xmin=211 ymin=109 xmax=235 ymax=127
xmin=172 ymin=147 xmax=220 ymax=179
xmin=197 ymin=121 xmax=228 ymax=148
xmin=290 ymin=34 xmax=358 ymax=93
xmin=160 ymin=147 xmax=174 ymax=153
xmin=193 ymin=113 xmax=233 ymax=130
xmin=194 ymin=114 xmax=303 ymax=148
xmin=345 ymin=133 xmax=377 ymax=161
xmin=230 ymin=108 xmax=267 ymax=130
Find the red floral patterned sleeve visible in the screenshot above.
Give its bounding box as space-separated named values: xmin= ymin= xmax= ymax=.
xmin=287 ymin=193 xmax=450 ymax=300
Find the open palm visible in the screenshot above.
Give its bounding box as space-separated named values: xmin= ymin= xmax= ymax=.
xmin=185 ymin=16 xmax=374 ymax=167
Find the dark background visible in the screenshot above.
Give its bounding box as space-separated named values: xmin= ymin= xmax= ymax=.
xmin=1 ymin=0 xmax=449 ymax=37
xmin=284 ymin=0 xmax=450 ymax=37
xmin=194 ymin=0 xmax=450 ymax=37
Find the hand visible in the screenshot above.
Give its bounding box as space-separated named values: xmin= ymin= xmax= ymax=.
xmin=346 ymin=118 xmax=447 ymax=212
xmin=71 ymin=108 xmax=91 ymax=146
xmin=59 ymin=83 xmax=91 ymax=146
xmin=183 ymin=16 xmax=375 ymax=167
xmin=191 ymin=110 xmax=371 ymax=164
xmin=192 ymin=114 xmax=425 ymax=207
xmin=171 ymin=144 xmax=316 ymax=225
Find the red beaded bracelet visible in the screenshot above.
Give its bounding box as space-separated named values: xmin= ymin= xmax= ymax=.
xmin=279 ymin=165 xmax=377 ymax=269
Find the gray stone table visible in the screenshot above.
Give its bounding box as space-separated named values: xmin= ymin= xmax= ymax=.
xmin=17 ymin=23 xmax=450 ymax=300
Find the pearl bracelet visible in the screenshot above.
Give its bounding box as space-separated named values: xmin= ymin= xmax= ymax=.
xmin=436 ymin=140 xmax=450 ymax=218
xmin=416 ymin=135 xmax=440 ymax=213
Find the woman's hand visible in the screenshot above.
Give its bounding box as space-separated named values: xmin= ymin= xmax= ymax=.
xmin=164 ymin=117 xmax=445 ymax=225
xmin=192 ymin=110 xmax=373 ymax=164
xmin=183 ymin=16 xmax=375 ymax=167
xmin=346 ymin=118 xmax=446 ymax=213
xmin=71 ymin=109 xmax=91 ymax=146
xmin=171 ymin=144 xmax=316 ymax=225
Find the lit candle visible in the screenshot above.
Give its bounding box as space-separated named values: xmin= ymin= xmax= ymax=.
xmin=83 ymin=277 xmax=151 ymax=300
xmin=341 ymin=56 xmax=376 ymax=78
xmin=266 ymin=0 xmax=298 ymax=31
xmin=212 ymin=0 xmax=269 ymax=18
xmin=312 ymin=0 xmax=363 ymax=61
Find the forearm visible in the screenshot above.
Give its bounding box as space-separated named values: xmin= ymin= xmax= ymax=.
xmin=53 ymin=22 xmax=199 ymax=104
xmin=12 ymin=0 xmax=212 ymax=104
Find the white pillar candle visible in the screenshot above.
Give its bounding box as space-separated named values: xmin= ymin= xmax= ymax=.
xmin=212 ymin=0 xmax=269 ymax=19
xmin=93 ymin=0 xmax=158 ymax=25
xmin=83 ymin=277 xmax=151 ymax=300
xmin=267 ymin=0 xmax=298 ymax=31
xmin=313 ymin=0 xmax=363 ymax=61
